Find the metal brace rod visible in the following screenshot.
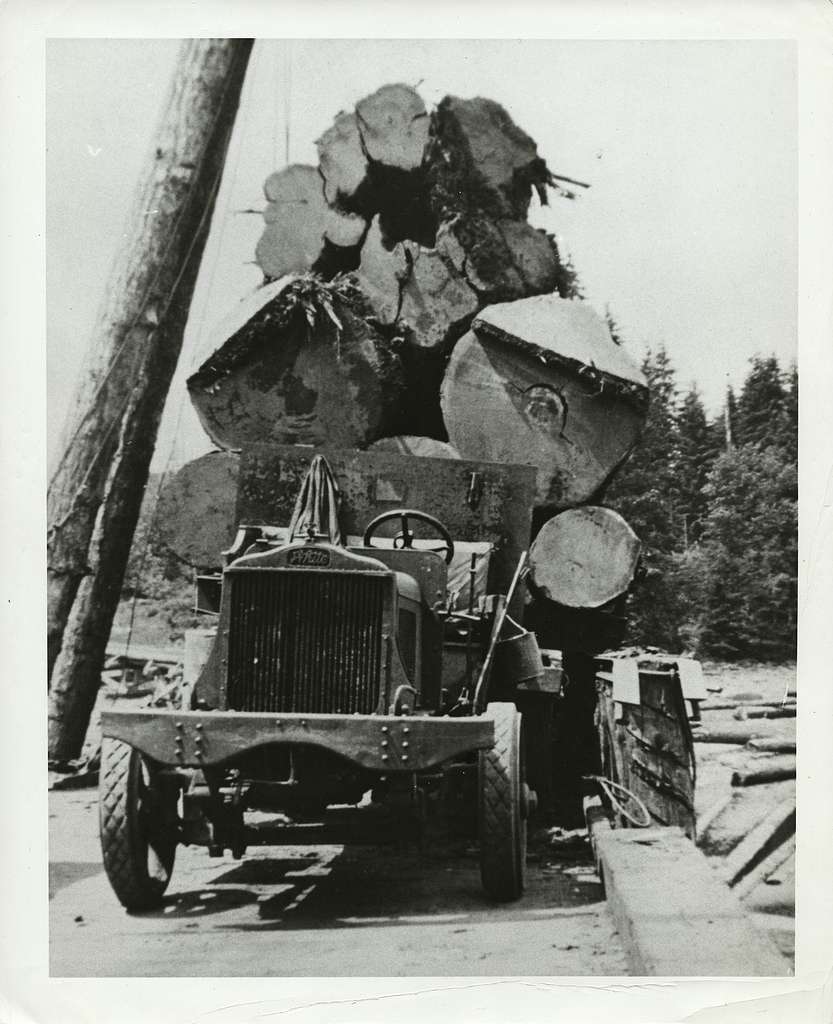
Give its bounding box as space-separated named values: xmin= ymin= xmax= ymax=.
xmin=473 ymin=551 xmax=528 ymax=714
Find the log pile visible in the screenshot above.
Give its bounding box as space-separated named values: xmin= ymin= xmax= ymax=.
xmin=168 ymin=84 xmax=648 ymax=595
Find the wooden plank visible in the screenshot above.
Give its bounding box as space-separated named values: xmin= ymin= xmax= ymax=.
xmin=734 ymin=835 xmax=796 ymax=900
xmin=595 ymin=663 xmax=696 ymax=838
xmin=591 ymin=824 xmax=788 ymax=976
xmin=721 ymin=797 xmax=796 ymax=886
xmin=696 ymin=782 xmax=795 ymax=858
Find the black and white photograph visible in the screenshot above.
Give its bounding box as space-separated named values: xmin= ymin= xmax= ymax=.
xmin=3 ymin=2 xmax=833 ymax=1019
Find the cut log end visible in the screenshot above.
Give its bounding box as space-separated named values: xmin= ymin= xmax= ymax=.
xmin=156 ymin=451 xmax=240 ymax=568
xmin=188 ymin=279 xmax=407 ymax=451
xmin=255 ymin=163 xmax=366 ymax=281
xmin=529 ymin=507 xmax=641 ymax=609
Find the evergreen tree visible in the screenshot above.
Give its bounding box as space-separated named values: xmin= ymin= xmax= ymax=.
xmin=697 ymin=445 xmax=797 ymax=659
xmin=675 ymin=385 xmax=719 ymax=543
xmin=606 ymin=347 xmax=685 ymax=648
xmin=783 ymin=362 xmax=798 ymax=463
xmin=735 ymin=355 xmax=790 ymax=449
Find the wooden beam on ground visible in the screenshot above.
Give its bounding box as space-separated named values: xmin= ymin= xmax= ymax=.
xmin=720 ymin=797 xmax=796 ymax=887
xmin=733 ymin=835 xmax=796 ymax=901
xmin=589 ymin=824 xmax=787 ymax=976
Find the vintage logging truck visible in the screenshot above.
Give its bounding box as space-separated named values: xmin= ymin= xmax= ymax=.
xmin=100 ymin=445 xmax=563 ymax=909
xmin=98 ymin=302 xmax=703 ymax=912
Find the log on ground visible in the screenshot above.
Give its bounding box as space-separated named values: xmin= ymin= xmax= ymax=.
xmin=156 ymin=451 xmax=240 ymax=568
xmin=747 ymin=737 xmax=796 ymax=754
xmin=731 ymin=758 xmax=797 ymax=788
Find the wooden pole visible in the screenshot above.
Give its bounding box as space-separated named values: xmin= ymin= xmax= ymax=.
xmin=47 ymin=39 xmax=253 ymax=762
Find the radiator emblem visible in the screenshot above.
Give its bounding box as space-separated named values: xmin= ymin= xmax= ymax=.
xmin=287 ymin=547 xmax=331 ymax=567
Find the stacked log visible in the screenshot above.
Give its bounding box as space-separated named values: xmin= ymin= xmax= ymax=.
xmin=170 ymin=83 xmax=649 ymax=616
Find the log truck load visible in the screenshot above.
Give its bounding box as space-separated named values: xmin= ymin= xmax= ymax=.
xmin=98 ymin=84 xmax=699 ymax=911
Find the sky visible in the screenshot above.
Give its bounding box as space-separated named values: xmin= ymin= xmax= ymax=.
xmin=46 ymin=38 xmax=797 ymax=472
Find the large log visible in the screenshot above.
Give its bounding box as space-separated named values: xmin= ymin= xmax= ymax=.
xmin=399 ymin=244 xmax=479 ymax=351
xmin=316 ymin=85 xmax=429 ymax=221
xmin=437 ymin=215 xmax=561 ymax=303
xmin=441 ymin=296 xmax=648 ymax=508
xmin=255 ymin=164 xmax=366 ymax=281
xmin=187 ymin=276 xmax=407 ymax=450
xmin=529 ymin=506 xmax=641 ymax=609
xmin=156 ymin=451 xmax=240 ymax=567
xmin=355 ymin=84 xmax=430 ymax=170
xmin=427 ymin=95 xmax=549 ymax=220
xmin=352 ymin=217 xmax=403 ymax=325
xmin=355 ymin=217 xmax=478 ymax=351
xmin=368 ymin=436 xmax=460 ymax=459
xmin=316 ymin=110 xmax=368 ymax=209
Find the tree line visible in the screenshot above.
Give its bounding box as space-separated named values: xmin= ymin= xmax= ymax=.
xmin=605 ymin=349 xmax=797 ymax=661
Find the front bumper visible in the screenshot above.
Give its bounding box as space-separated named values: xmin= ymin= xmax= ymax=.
xmin=101 ymin=709 xmax=495 ymax=773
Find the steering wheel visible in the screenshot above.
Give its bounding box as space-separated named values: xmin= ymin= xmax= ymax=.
xmin=363 ymin=509 xmax=455 ymax=565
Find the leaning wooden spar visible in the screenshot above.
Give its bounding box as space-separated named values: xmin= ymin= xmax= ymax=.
xmin=48 ymin=39 xmax=254 ymax=763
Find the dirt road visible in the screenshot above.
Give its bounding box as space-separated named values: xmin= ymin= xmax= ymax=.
xmin=49 ymin=789 xmax=627 ymax=977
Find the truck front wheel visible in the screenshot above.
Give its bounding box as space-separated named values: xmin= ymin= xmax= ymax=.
xmin=99 ymin=738 xmax=178 ymax=911
xmin=479 ymin=702 xmax=528 ymax=901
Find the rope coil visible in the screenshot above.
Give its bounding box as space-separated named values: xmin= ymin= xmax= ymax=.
xmin=583 ymin=773 xmax=652 ymax=828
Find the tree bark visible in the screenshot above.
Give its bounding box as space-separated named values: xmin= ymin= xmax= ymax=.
xmin=47 ymin=38 xmax=253 ymax=760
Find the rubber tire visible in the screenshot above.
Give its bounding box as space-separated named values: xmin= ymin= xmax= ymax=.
xmin=479 ymin=702 xmax=527 ymax=901
xmin=99 ymin=737 xmax=177 ymax=911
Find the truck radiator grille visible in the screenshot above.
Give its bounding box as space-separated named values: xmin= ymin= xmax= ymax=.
xmin=226 ymin=570 xmax=386 ymax=714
